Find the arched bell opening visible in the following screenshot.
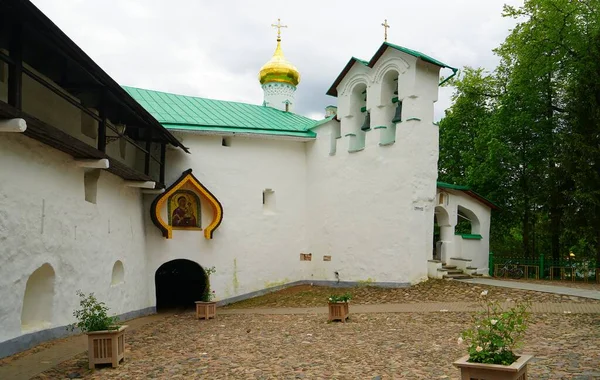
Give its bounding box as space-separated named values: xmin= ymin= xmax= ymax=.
xmin=154 ymin=259 xmax=208 ymax=312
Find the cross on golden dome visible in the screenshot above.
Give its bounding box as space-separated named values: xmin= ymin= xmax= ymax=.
xmin=382 ymin=19 xmax=390 ymax=41
xmin=271 ymin=18 xmax=288 ymax=41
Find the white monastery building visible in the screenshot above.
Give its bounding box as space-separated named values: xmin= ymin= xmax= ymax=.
xmin=0 ymin=0 xmax=496 ymax=357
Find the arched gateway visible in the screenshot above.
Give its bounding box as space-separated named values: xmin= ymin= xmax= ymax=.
xmin=154 ymin=259 xmax=208 ymax=311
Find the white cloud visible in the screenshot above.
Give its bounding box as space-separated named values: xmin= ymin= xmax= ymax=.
xmin=30 ymin=0 xmax=523 ymax=121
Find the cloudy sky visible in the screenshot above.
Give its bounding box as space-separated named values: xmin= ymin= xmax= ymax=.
xmin=30 ymin=0 xmax=523 ymax=121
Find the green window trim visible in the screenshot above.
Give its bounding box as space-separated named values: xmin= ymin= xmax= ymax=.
xmin=406 ymin=117 xmax=421 ymax=121
xmin=373 ymin=126 xmax=387 ymax=130
xmin=392 ymin=97 xmax=399 ymax=103
xmin=455 ymin=233 xmax=483 ymax=240
xmin=345 ymin=133 xmax=356 ymax=137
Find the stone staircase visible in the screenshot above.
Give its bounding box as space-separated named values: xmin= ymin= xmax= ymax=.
xmin=438 ymin=263 xmax=485 ymax=280
xmin=428 ymin=258 xmax=485 ymax=280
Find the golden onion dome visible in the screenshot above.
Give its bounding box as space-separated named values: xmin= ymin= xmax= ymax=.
xmin=258 ymin=38 xmax=301 ymax=87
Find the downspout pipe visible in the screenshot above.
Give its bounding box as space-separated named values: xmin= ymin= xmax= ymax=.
xmin=438 ymin=67 xmax=458 ymax=87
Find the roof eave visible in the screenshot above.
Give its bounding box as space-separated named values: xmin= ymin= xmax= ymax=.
xmin=437 ymin=182 xmax=500 ymax=210
xmin=325 ymin=57 xmax=368 ymax=97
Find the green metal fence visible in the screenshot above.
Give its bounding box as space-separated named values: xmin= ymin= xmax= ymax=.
xmin=489 ymin=252 xmax=599 ymax=282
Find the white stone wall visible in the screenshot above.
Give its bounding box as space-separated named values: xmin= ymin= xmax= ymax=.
xmin=144 ymin=134 xmax=308 ymax=301
xmin=435 ymin=189 xmax=492 ymax=271
xmin=302 ymin=48 xmax=442 ymax=285
xmin=262 ymin=82 xmax=296 ymax=112
xmin=0 ymin=134 xmax=151 ymax=344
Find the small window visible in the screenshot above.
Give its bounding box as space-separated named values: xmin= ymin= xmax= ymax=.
xmin=0 ymin=61 xmax=5 ymax=83
xmin=84 ymin=169 xmax=100 ymax=204
xmin=262 ymin=188 xmax=275 ymax=214
xmin=438 ymin=193 xmax=445 ymax=205
xmin=285 ymin=103 xmax=289 ymax=112
xmin=222 ymin=137 xmax=231 ymax=147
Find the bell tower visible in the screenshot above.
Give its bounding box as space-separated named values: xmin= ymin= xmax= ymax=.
xmin=258 ymin=19 xmax=301 ymax=112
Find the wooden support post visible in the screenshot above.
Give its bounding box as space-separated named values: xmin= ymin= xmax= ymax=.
xmin=97 ymin=99 xmax=106 ymax=152
xmin=159 ymin=143 xmax=166 ymax=185
xmin=0 ymin=118 xmax=27 ymax=132
xmin=8 ymin=23 xmax=23 ymax=110
xmin=144 ymin=132 xmax=152 ymax=175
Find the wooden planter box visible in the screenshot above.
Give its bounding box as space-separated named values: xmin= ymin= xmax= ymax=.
xmin=195 ymin=301 xmax=217 ymax=320
xmin=87 ymin=325 xmax=127 ymax=369
xmin=328 ymin=301 xmax=349 ymax=322
xmin=453 ymin=354 xmax=533 ymax=380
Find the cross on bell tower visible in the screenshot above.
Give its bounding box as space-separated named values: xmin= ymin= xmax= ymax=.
xmin=381 ymin=19 xmax=390 ymax=42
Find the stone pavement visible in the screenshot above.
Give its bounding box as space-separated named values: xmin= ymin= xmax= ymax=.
xmin=460 ymin=277 xmax=600 ymax=299
xmin=0 ymin=313 xmax=168 ymax=380
xmin=218 ymin=301 xmax=600 ymax=316
xmin=1 ymin=279 xmax=599 ymax=380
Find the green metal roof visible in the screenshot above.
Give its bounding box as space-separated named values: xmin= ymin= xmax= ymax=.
xmin=326 ymin=42 xmax=457 ymax=97
xmin=437 ymin=182 xmax=500 ymax=210
xmin=373 ymin=42 xmax=456 ymax=71
xmin=123 ymin=86 xmax=320 ymax=138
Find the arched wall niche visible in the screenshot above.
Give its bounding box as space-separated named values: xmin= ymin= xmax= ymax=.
xmin=21 ymin=263 xmax=55 ymax=332
xmin=111 ymin=260 xmax=125 ymax=285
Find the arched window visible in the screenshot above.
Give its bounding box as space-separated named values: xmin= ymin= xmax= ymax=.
xmin=456 ymin=205 xmax=481 ymax=235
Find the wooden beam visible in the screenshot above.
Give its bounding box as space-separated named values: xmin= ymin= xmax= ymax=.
xmin=8 ymin=23 xmax=23 ymax=110
xmin=75 ymin=159 xmax=109 ymax=169
xmin=124 ymin=181 xmax=156 ymax=189
xmin=0 ymin=118 xmax=27 ymax=132
xmin=159 ymin=143 xmax=166 ymax=184
xmin=98 ymin=96 xmax=106 ymax=152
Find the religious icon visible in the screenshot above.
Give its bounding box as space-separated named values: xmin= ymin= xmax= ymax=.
xmin=168 ymin=190 xmax=201 ymax=228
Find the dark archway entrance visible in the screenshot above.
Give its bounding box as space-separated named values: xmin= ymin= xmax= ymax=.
xmin=155 ymin=259 xmax=207 ymax=311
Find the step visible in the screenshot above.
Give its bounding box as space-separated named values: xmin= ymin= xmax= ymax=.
xmin=442 ymin=265 xmax=457 ymax=270
xmin=446 ymin=269 xmax=464 ymax=275
xmin=472 ymin=273 xmax=484 ymax=277
xmin=443 ymin=274 xmax=472 ymax=280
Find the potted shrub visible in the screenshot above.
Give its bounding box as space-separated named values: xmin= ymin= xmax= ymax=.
xmin=327 ymin=293 xmax=351 ymax=322
xmin=453 ymin=290 xmax=533 ymax=380
xmin=69 ymin=291 xmax=126 ymax=369
xmin=196 ymin=266 xmax=217 ymax=320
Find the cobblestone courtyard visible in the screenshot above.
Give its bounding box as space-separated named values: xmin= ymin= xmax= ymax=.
xmin=22 ymin=280 xmax=600 ymax=379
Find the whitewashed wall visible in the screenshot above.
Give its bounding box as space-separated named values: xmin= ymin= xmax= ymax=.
xmin=0 ymin=134 xmax=151 ymax=346
xmin=303 ymin=48 xmax=441 ymax=285
xmin=435 ymin=189 xmax=492 ymax=271
xmin=144 ymin=134 xmax=309 ymax=302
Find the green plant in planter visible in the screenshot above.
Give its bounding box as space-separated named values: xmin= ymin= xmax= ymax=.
xmin=201 ymin=266 xmax=217 ymax=302
xmin=328 ymin=292 xmax=352 ymax=303
xmin=459 ymin=290 xmax=531 ymax=365
xmin=68 ymin=291 xmax=120 ymax=333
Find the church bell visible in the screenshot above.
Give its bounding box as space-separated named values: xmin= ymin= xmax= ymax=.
xmin=360 ymin=111 xmax=371 ymax=131
xmin=392 ymin=101 xmax=403 ymax=123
